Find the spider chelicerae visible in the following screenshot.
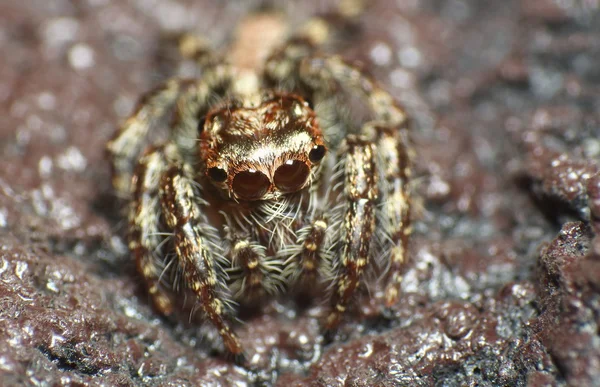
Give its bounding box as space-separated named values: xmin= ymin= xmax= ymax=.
xmin=107 ymin=6 xmax=412 ymax=358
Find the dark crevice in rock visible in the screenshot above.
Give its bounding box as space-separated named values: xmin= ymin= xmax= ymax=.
xmin=37 ymin=344 xmax=101 ymax=377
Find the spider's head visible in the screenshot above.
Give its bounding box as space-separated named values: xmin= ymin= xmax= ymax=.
xmin=199 ymin=92 xmax=327 ymax=201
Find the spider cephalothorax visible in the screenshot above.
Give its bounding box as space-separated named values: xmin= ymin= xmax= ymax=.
xmin=201 ymin=92 xmax=326 ymax=201
xmin=107 ymin=7 xmax=412 ymax=359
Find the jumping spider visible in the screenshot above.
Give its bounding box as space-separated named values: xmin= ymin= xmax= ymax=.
xmin=107 ymin=9 xmax=411 ymax=358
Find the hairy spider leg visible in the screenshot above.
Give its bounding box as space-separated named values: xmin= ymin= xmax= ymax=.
xmin=159 ymin=164 xmax=242 ymax=355
xmin=301 ymin=55 xmax=413 ymax=309
xmin=374 ymin=127 xmax=412 ymax=306
xmin=325 ymin=137 xmax=378 ymax=329
xmin=130 ymin=146 xmax=175 ymax=315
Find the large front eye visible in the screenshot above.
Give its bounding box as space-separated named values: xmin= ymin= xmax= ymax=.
xmin=274 ymin=160 xmax=310 ymax=193
xmin=232 ymin=170 xmax=270 ymax=200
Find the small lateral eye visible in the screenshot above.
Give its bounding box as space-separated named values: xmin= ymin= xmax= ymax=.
xmin=232 ymin=170 xmax=270 ymax=200
xmin=308 ymin=145 xmax=326 ymax=163
xmin=274 ymin=160 xmax=310 ymax=193
xmin=208 ymin=167 xmax=227 ymax=182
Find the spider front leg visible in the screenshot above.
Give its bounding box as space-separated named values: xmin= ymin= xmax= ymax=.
xmin=159 ymin=163 xmax=242 ymax=356
xmin=375 ymin=126 xmax=412 ymax=306
xmin=130 ymin=146 xmax=175 ymax=315
xmin=325 ymin=137 xmax=379 ymax=329
xmin=107 ymin=79 xmax=184 ymax=197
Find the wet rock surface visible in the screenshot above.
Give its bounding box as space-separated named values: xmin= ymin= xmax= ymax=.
xmin=1 ymin=0 xmax=599 ymax=385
